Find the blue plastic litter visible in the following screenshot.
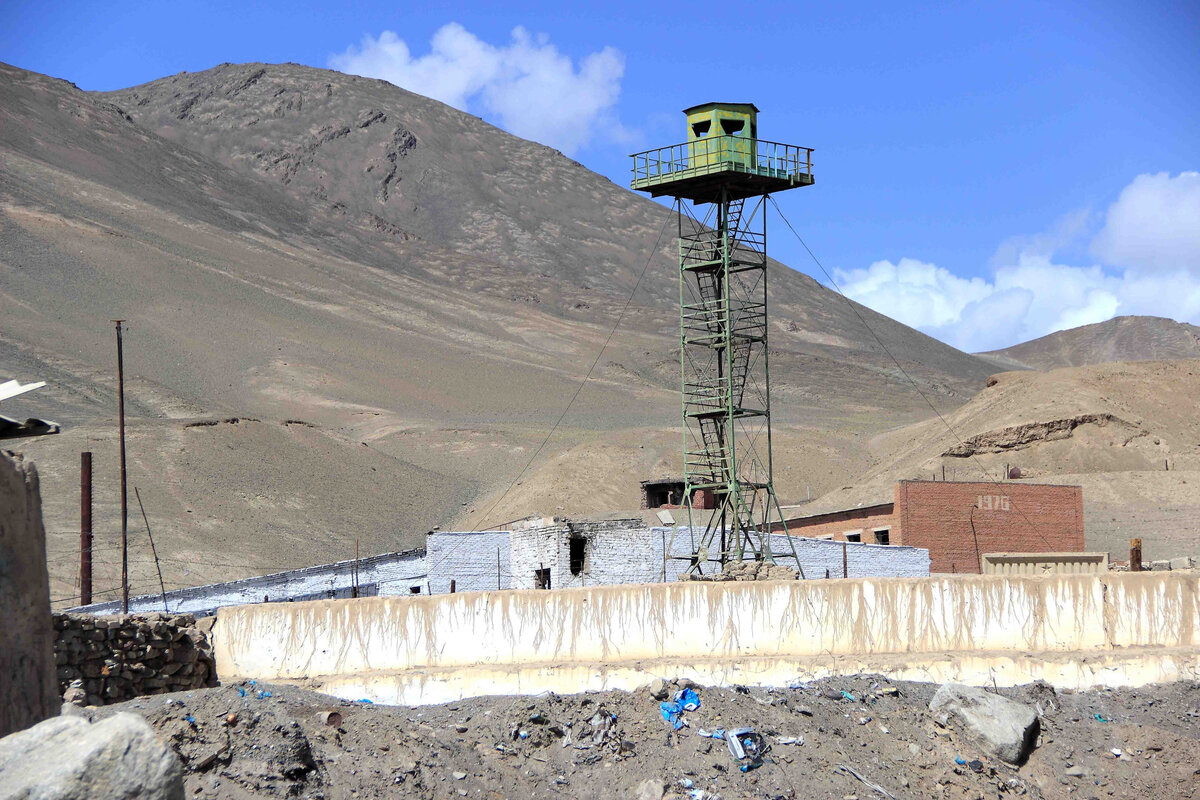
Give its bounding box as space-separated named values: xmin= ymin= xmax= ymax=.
xmin=256 ymin=690 xmax=272 ymax=699
xmin=184 ymin=714 xmax=195 ymax=724
xmin=237 ymin=687 xmax=246 ymax=697
xmin=840 ymin=690 xmax=856 ymax=702
xmin=955 ymin=755 xmax=967 ymax=766
xmin=660 ymin=687 xmax=702 ymax=730
xmin=356 ymin=698 xmax=374 ymax=704
xmin=1094 ymin=713 xmax=1111 ymax=723
xmin=249 ymin=680 xmax=256 ymax=687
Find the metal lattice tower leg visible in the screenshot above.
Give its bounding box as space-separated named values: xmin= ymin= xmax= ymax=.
xmin=678 ymin=192 xmax=802 ymax=575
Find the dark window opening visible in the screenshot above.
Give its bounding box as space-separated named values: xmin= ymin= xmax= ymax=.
xmin=844 ymin=532 xmax=862 ymax=543
xmin=644 ymin=481 xmax=685 ymax=509
xmin=874 ymin=529 xmax=890 ymax=545
xmin=409 ymin=586 xmax=421 ymax=594
xmin=720 ymin=119 xmax=745 ymax=136
xmin=691 ymin=120 xmax=711 ymax=137
xmin=569 ymin=536 xmax=587 ymax=576
xmin=534 ymin=568 xmax=551 ymax=590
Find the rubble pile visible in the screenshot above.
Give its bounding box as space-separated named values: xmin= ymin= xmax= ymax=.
xmin=688 ymin=560 xmax=799 ymax=582
xmin=77 ymin=675 xmax=1200 ymax=799
xmin=53 ymin=613 xmax=217 ymax=706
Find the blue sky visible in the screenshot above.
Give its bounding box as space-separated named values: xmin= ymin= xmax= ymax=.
xmin=3 ymin=0 xmax=1198 ymax=351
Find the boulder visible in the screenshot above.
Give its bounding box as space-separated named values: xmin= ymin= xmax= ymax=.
xmin=929 ymin=683 xmax=1039 ymax=764
xmin=0 ymin=712 xmax=183 ymax=800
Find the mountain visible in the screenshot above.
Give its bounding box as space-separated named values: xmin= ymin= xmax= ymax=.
xmin=982 ymin=316 xmax=1200 ymax=370
xmin=1 ymin=61 xmax=998 ymax=604
xmin=803 ymin=360 xmax=1200 ymax=560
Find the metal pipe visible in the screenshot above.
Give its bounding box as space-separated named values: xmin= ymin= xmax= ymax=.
xmin=80 ymin=451 xmax=92 ymax=606
xmin=114 ymin=320 xmax=128 ymax=614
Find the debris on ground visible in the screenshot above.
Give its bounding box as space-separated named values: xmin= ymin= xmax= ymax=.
xmin=63 ymin=675 xmax=1200 ymax=799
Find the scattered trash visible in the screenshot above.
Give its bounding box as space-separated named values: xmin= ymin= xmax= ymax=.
xmin=184 ymin=714 xmax=195 ymax=725
xmin=955 ymin=755 xmax=967 ymax=766
xmin=355 ymin=698 xmax=374 ymax=704
xmin=589 ymin=707 xmax=616 ymax=744
xmin=968 ymin=759 xmax=984 ymax=774
xmin=796 ymin=706 xmax=814 ymax=716
xmin=678 ymin=778 xmax=695 ymax=789
xmin=660 ymin=688 xmax=700 ymax=730
xmin=1111 ymin=748 xmax=1123 ymax=757
xmin=835 ymin=763 xmax=896 ymax=799
xmin=317 ymin=711 xmax=342 ymax=727
xmin=237 ymin=687 xmax=246 ymax=698
xmin=1094 ymin=713 xmax=1111 ymax=723
xmin=878 ymin=687 xmax=900 ymax=697
xmin=841 ymin=691 xmax=857 ymax=702
xmin=723 ymin=727 xmax=768 ymax=772
xmin=256 ymin=690 xmax=272 ymax=699
xmin=776 ymin=736 xmax=804 ymax=746
xmin=878 ymin=726 xmax=889 ymax=735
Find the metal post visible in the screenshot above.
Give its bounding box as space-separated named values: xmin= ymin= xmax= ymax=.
xmin=1130 ymin=538 xmax=1142 ymax=572
xmin=842 ymin=540 xmax=848 ymax=578
xmin=114 ymin=320 xmax=128 ymax=614
xmin=496 ymin=546 xmax=501 ymax=590
xmin=449 ymin=579 xmax=456 ymax=594
xmin=80 ymin=451 xmax=92 ymax=606
xmin=352 ymin=538 xmax=359 ymax=598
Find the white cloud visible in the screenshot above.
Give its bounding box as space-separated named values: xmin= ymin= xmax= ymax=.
xmin=329 ymin=24 xmax=626 ymax=155
xmin=1091 ymin=171 xmax=1200 ymax=272
xmin=835 ymin=171 xmax=1200 ymax=352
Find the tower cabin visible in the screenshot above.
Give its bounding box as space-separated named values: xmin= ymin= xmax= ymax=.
xmin=631 ymin=102 xmax=813 ymax=204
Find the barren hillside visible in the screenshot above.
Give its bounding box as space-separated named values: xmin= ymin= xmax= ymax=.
xmin=0 ymin=61 xmax=1004 ymax=604
xmin=982 ymin=316 xmax=1200 ymax=370
xmin=807 ymin=360 xmax=1200 ymax=560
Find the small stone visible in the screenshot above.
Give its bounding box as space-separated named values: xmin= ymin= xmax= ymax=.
xmin=452 ymin=771 xmax=467 ymax=780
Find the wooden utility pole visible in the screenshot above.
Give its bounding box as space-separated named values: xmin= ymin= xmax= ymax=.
xmin=114 ymin=320 xmax=129 ymax=613
xmin=80 ymin=451 xmax=93 ymax=605
xmin=1130 ymin=538 xmax=1143 ymax=572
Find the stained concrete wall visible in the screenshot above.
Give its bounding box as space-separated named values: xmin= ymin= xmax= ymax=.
xmin=0 ymin=451 xmax=56 ymax=736
xmin=212 ymin=571 xmax=1199 ymax=706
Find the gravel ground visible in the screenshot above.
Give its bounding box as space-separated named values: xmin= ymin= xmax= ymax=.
xmin=91 ymin=675 xmax=1200 ymax=800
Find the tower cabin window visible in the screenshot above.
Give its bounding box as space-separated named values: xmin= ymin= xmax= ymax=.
xmin=720 ymin=119 xmax=745 ymax=136
xmin=691 ymin=120 xmax=711 ymax=138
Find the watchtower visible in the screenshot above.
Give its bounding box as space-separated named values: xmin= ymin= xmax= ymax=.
xmin=631 ymin=104 xmax=814 ymax=573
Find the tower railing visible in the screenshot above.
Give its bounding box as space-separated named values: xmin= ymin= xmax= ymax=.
xmin=632 ymin=136 xmax=814 ymax=189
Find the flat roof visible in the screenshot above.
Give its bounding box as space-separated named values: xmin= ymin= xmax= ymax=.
xmin=783 ymin=502 xmax=895 ymax=525
xmin=683 ymin=102 xmax=760 ymax=114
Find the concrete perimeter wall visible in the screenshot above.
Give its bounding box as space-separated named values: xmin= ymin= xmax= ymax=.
xmin=213 ymin=571 xmax=1200 ymax=706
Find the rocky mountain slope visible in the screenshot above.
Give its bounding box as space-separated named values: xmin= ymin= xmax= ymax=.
xmin=983 ymin=316 xmax=1200 ymax=370
xmin=806 ymin=360 xmax=1200 ymax=560
xmin=0 ymin=61 xmax=1002 ymax=603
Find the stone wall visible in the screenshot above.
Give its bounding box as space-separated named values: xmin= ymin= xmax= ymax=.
xmin=0 ymin=451 xmax=56 ymax=737
xmin=426 ymin=531 xmax=511 ymax=594
xmin=53 ymin=612 xmax=217 ymax=705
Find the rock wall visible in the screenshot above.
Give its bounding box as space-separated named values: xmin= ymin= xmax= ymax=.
xmin=212 ymin=571 xmax=1200 ymax=706
xmin=53 ymin=612 xmax=218 ymax=705
xmin=0 ymin=451 xmax=56 ymax=737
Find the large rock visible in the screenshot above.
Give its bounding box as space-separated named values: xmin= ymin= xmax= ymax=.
xmin=0 ymin=452 xmax=56 ymax=737
xmin=0 ymin=712 xmax=183 ymax=800
xmin=929 ymin=683 xmax=1039 ymax=764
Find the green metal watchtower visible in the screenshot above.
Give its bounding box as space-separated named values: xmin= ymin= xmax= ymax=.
xmin=631 ymin=103 xmax=814 ymax=574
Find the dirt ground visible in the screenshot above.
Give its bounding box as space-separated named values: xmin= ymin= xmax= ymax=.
xmin=91 ymin=675 xmax=1200 ymax=800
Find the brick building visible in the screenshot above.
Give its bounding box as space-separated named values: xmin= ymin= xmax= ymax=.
xmin=782 ymin=480 xmax=1084 ymax=574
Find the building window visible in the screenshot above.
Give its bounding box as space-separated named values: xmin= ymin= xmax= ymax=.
xmin=534 ymin=568 xmax=551 ymax=590
xmin=720 ymin=118 xmax=745 ymax=136
xmin=874 ymin=528 xmax=890 ymax=545
xmin=644 ymin=480 xmax=685 ymax=509
xmin=569 ymin=536 xmax=587 ymax=576
xmin=844 ymin=531 xmax=862 ymax=543
xmin=409 ymin=586 xmax=421 ymax=594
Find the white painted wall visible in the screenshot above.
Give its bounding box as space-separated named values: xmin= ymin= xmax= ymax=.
xmin=213 ymin=572 xmax=1200 ymax=705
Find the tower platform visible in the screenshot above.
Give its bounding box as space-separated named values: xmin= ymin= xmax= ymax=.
xmin=631 ymin=137 xmax=814 ymax=204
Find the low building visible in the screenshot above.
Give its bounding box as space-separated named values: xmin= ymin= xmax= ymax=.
xmin=782 ymin=479 xmax=1084 ymax=574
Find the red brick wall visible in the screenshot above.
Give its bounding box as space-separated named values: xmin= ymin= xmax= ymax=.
xmin=895 ymin=480 xmax=1084 ymax=573
xmin=778 ymin=505 xmax=897 ymax=543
